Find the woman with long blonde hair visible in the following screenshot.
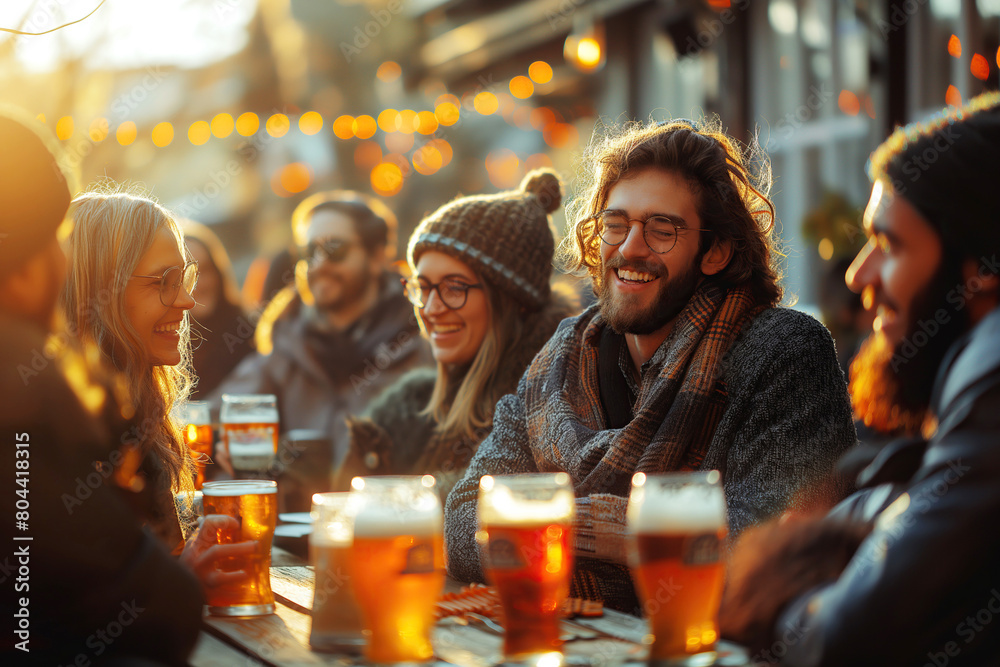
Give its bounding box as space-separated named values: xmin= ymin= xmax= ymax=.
xmin=64 ymin=185 xmax=198 ymax=548
xmin=334 ymin=169 xmax=578 ymax=497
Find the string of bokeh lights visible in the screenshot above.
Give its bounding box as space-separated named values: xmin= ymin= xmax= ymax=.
xmin=35 ymin=35 xmax=997 ymax=202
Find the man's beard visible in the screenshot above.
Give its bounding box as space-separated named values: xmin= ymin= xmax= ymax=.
xmin=598 ymin=255 xmax=702 ymax=335
xmin=849 ymin=257 xmax=967 ymax=435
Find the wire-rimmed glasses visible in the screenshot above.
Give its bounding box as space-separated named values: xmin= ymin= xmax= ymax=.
xmin=130 ymin=262 xmax=199 ymax=307
xmin=592 ymin=210 xmax=712 ymax=254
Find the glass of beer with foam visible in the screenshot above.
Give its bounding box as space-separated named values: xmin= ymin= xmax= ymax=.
xmin=220 ymin=394 xmax=279 ymax=477
xmin=349 ymin=475 xmax=445 ymax=663
xmin=309 ymin=492 xmax=365 ymax=653
xmin=626 ymin=471 xmax=727 ymax=666
xmin=477 ymin=473 xmax=575 ymax=664
xmin=202 ymin=479 xmax=278 ymax=616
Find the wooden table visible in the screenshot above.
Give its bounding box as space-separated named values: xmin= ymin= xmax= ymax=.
xmin=188 ymin=547 xmax=750 ymax=667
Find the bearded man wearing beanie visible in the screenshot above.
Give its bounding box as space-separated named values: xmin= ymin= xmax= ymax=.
xmin=720 ymin=92 xmax=1000 ymax=665
xmin=445 ymin=118 xmax=858 ymax=613
xmin=0 ymin=108 xmax=203 ymax=663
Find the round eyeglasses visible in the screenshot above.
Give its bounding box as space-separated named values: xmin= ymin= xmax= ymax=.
xmin=130 ymin=262 xmax=199 ymax=307
xmin=401 ymin=277 xmax=483 ymax=310
xmin=592 ymin=210 xmax=712 ymax=254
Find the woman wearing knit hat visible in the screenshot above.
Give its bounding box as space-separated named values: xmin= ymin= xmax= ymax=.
xmin=333 ymin=168 xmax=578 ymax=497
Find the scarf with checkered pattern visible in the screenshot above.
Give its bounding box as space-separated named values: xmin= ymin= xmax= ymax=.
xmin=523 ymin=283 xmax=759 ymax=498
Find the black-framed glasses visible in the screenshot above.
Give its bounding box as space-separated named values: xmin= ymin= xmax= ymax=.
xmin=593 ymin=210 xmax=712 ymax=254
xmin=401 ymin=277 xmax=483 ymax=310
xmin=130 ymin=262 xmax=199 ymax=307
xmin=303 ymin=238 xmax=357 ymax=264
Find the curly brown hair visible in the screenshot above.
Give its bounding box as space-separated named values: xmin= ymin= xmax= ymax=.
xmin=559 ymin=117 xmax=784 ymax=308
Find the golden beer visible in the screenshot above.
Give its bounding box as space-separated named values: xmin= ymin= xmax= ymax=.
xmin=478 ymin=473 xmax=575 ymax=662
xmin=309 ymin=493 xmax=365 ymax=653
xmin=350 ymin=476 xmax=445 ymax=664
xmin=627 ymin=472 xmax=727 ymax=666
xmin=202 ymin=480 xmax=278 ymax=616
xmin=184 ymin=423 xmax=213 ymax=489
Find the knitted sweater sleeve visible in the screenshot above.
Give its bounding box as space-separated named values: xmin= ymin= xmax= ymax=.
xmin=444 ymin=381 xmax=538 ymax=582
xmin=716 ymin=310 xmax=858 ymax=538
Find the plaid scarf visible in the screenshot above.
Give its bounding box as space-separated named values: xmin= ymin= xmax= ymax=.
xmin=523 ymin=283 xmax=759 ymax=497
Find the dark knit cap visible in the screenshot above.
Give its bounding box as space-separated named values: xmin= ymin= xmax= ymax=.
xmin=0 ymin=107 xmax=72 ymax=279
xmin=408 ymin=168 xmax=563 ymax=311
xmin=871 ymin=91 xmax=1000 ymax=259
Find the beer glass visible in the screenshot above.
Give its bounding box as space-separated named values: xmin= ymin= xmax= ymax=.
xmin=626 ymin=471 xmax=728 ymax=666
xmin=477 ymin=473 xmax=575 ymax=663
xmin=175 ymin=401 xmax=212 ymax=489
xmin=349 ymin=476 xmax=445 ymax=663
xmin=202 ymin=479 xmax=278 ymax=616
xmin=309 ymin=492 xmax=365 ymax=653
xmin=220 ymin=394 xmax=279 ymax=477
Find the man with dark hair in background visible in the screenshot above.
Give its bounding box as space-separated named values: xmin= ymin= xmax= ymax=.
xmin=215 ymin=191 xmax=431 ymax=486
xmin=0 ymin=108 xmax=203 ymax=664
xmin=721 ymin=92 xmax=1000 ymax=666
xmin=445 ymin=118 xmax=857 ymax=612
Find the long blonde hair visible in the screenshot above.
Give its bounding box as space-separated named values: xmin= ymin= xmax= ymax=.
xmin=424 ymin=280 xmax=528 ymax=443
xmin=63 ymin=184 xmax=195 ymax=492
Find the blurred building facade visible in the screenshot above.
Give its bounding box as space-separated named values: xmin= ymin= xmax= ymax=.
xmin=2 ymin=0 xmax=996 ymax=305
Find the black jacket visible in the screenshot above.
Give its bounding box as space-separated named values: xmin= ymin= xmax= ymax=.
xmin=0 ymin=312 xmax=203 ymax=666
xmin=776 ymin=306 xmax=1000 ymax=666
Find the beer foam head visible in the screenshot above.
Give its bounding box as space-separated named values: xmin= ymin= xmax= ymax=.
xmin=478 ymin=476 xmax=575 ymax=526
xmin=352 ymin=505 xmax=442 ymax=538
xmin=202 ymin=481 xmax=277 ymax=496
xmin=628 ymin=483 xmax=727 ymax=533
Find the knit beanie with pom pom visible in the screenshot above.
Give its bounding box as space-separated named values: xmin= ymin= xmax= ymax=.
xmin=408 ymin=168 xmax=563 ymax=311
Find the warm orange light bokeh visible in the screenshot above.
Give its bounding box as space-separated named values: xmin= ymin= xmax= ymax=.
xmin=117 ymin=121 xmax=137 ymax=146
xmin=398 ymin=109 xmax=418 ymax=134
xmin=530 ymin=107 xmax=556 ymax=131
xmin=412 ymin=144 xmax=444 ymax=175
xmin=416 ymin=110 xmax=438 ymax=135
xmin=353 ymin=115 xmax=378 ymax=139
xmin=279 ymin=163 xmax=312 ymax=194
xmin=838 ymin=90 xmax=861 ymax=116
xmin=188 ymin=120 xmax=211 ymax=146
xmin=371 ymin=162 xmax=404 ymax=196
xmin=947 ymin=34 xmax=962 ymax=58
xmin=971 ymin=54 xmax=989 ymax=81
xmin=266 ymin=114 xmax=290 ymax=138
xmin=378 ymin=109 xmax=400 ymax=133
xmin=333 ymin=115 xmax=355 ymax=140
xmin=945 ymin=85 xmax=962 ymax=107
xmin=543 ymin=122 xmax=579 ymax=149
xmin=427 ymin=138 xmax=453 ymax=167
xmin=236 ymin=112 xmax=259 ymax=136
xmin=299 ymin=111 xmax=324 ymax=135
xmin=376 ymin=61 xmax=402 ymax=82
xmin=152 ymin=122 xmax=174 ymax=147
xmin=435 ymin=102 xmax=460 ymax=126
xmin=528 ymin=61 xmax=553 ymax=85
xmin=56 ymin=116 xmax=74 ymax=140
xmin=509 ymin=76 xmax=534 ymax=99
xmin=474 ymin=92 xmax=499 ymax=115
xmin=211 ymin=113 xmax=234 ymax=138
